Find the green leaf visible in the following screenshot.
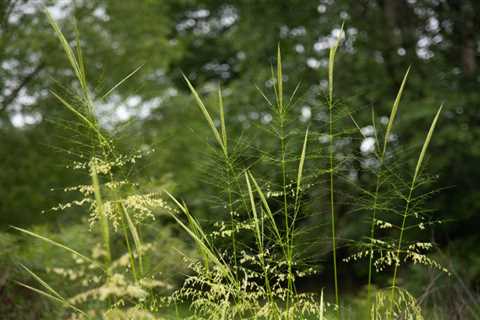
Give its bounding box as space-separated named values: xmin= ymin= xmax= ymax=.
xmin=183 ymin=74 xmax=226 ymax=155
xmin=413 ymin=105 xmax=443 ymax=183
xmin=383 ymin=67 xmax=411 ymax=156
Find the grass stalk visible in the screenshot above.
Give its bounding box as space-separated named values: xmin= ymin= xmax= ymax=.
xmin=90 ymin=161 xmax=112 ymax=272
xmin=389 ymin=105 xmax=443 ymax=315
xmin=164 ymin=191 xmax=236 ymax=285
xmin=120 ymin=213 xmax=138 ymax=282
xmin=291 ymin=128 xmax=309 ymax=233
xmin=327 ymin=24 xmax=343 ymax=315
xmin=217 ymin=87 xmax=239 ymax=278
xmin=366 ymin=67 xmax=410 ymax=306
xmin=273 ymin=45 xmax=296 ymax=313
xmin=184 ymin=79 xmax=241 ymax=278
xmin=183 ymin=74 xmax=227 ymax=156
xmin=245 ymin=172 xmax=273 ymax=302
xmin=120 ymin=204 xmax=144 ymax=276
xmin=17 ymin=264 xmax=88 ymax=317
xmin=12 ymin=226 xmax=102 ymax=271
xmin=289 ymin=128 xmax=309 ymax=302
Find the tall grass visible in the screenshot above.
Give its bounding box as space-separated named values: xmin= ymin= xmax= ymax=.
xmin=389 ymin=105 xmax=443 ymax=317
xmin=327 ymin=25 xmax=343 ymax=314
xmin=14 ymin=10 xmax=175 ymax=318
xmin=12 ymin=12 xmax=451 ymax=320
xmin=366 ymin=67 xmax=410 ymax=305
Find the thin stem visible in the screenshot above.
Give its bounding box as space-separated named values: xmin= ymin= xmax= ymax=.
xmin=275 ymin=45 xmax=294 ymax=311
xmin=226 ymin=163 xmax=239 ymax=280
xmin=121 ymin=211 xmax=138 ymax=282
xmin=367 ymin=181 xmax=381 ymax=305
xmin=389 ymin=105 xmax=442 ymax=316
xmin=90 ymin=162 xmax=111 ymax=273
xmin=327 ymin=26 xmax=343 ymax=314
xmin=367 ymin=67 xmax=410 ymax=307
xmin=389 ymin=185 xmax=414 ymax=318
xmin=329 ymin=100 xmax=339 ymax=312
xmin=280 ymin=113 xmax=294 ymax=297
xmin=120 ymin=203 xmax=144 ymax=276
xmin=245 ymin=173 xmax=274 ymax=304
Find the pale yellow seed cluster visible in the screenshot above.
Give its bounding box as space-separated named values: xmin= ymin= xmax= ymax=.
xmin=175 ymin=255 xmax=329 ymax=319
xmin=102 ymin=307 xmax=164 ymax=320
xmin=404 ymin=250 xmax=450 ymax=274
xmin=87 ymin=193 xmax=171 ymax=231
xmin=110 ymin=243 xmax=155 ymax=270
xmin=46 ymin=267 xmax=85 ymax=281
xmin=373 ymin=288 xmax=424 ymax=319
xmin=89 ymin=157 xmax=113 ymax=175
xmin=374 ymin=251 xmax=400 ymax=272
xmin=375 ymin=219 xmax=393 ymax=229
xmin=408 ymin=242 xmax=433 ymax=251
xmin=70 ymin=273 xmax=148 ymax=304
xmin=48 ymin=198 xmax=92 ymax=213
xmin=343 ymin=250 xmax=370 ymax=263
xmin=53 ymin=241 xmax=173 ymax=312
xmin=212 ymin=220 xmax=256 ymax=239
xmin=64 ymin=184 xmax=94 ymax=195
xmin=123 ymin=193 xmax=168 ymax=221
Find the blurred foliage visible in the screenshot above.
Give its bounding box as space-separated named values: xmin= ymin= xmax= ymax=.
xmin=0 ymin=220 xmax=195 ymax=319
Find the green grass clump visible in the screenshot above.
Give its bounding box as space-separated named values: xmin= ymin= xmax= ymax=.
xmin=12 ymin=11 xmax=452 ymax=320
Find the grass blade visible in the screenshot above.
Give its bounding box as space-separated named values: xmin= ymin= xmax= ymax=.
xmin=16 ymin=282 xmax=88 ymax=316
xmin=102 ymin=64 xmax=144 ymax=100
xmin=164 ymin=190 xmax=235 ymax=284
xmin=247 ymin=172 xmax=283 ymax=246
xmin=120 ymin=204 xmax=144 ymax=276
xmin=291 ymin=128 xmax=309 ymax=234
xmin=277 ymin=44 xmax=283 ymax=112
xmin=20 ymin=264 xmax=64 ymax=299
xmin=16 ymin=281 xmax=64 ymax=304
xmin=12 ymin=227 xmax=101 ymax=270
xmin=245 ymin=172 xmax=263 ymax=250
xmin=17 ymin=265 xmax=88 ymax=316
xmin=295 ymin=128 xmax=309 ymax=206
xmin=255 ymin=85 xmax=273 ymax=107
xmin=328 ymin=23 xmax=344 ymax=106
xmin=51 ymin=91 xmax=108 ymax=146
xmin=183 ymin=74 xmax=226 ymax=155
xmin=218 ymin=86 xmax=228 ymax=151
xmin=45 ymin=10 xmax=83 ymax=86
xmin=382 ymin=67 xmax=410 ymax=155
xmin=413 ymin=105 xmax=443 ymax=183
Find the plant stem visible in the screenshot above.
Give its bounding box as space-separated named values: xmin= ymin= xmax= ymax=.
xmin=390 ymin=185 xmax=413 ymax=311
xmin=121 ymin=211 xmax=138 ymax=282
xmin=226 ymin=164 xmax=239 ymax=280
xmin=90 ymin=162 xmax=111 ymax=274
xmin=389 ymin=105 xmax=442 ymax=316
xmin=327 ymin=28 xmax=342 ymax=315
xmin=367 ymin=67 xmax=410 ymax=307
xmin=329 ymin=100 xmax=340 ymax=312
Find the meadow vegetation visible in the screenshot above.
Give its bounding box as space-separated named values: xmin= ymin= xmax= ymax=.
xmin=3 ymin=11 xmax=461 ymax=320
